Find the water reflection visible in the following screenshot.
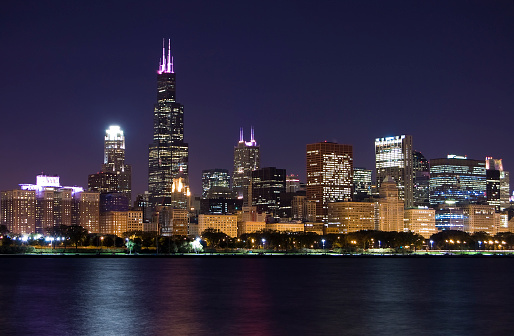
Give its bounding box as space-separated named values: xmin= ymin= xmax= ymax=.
xmin=0 ymin=257 xmax=513 ymax=336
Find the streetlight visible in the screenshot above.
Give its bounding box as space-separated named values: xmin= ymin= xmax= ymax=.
xmin=430 ymin=240 xmax=434 ymax=250
xmin=321 ymin=239 xmax=325 ymax=251
xmin=262 ymin=238 xmax=266 ymax=250
xmin=100 ymin=236 xmax=104 ymax=254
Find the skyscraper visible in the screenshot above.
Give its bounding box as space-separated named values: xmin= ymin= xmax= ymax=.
xmin=375 ymin=135 xmax=414 ymax=208
xmin=232 ymin=127 xmax=260 ymax=204
xmin=88 ymin=125 xmax=132 ymax=203
xmin=429 ymin=155 xmax=486 ymax=207
xmin=485 ymin=157 xmax=510 ymax=211
xmin=251 ymin=167 xmax=286 ymax=218
xmin=353 ymin=167 xmax=372 ymax=201
xmin=306 ymin=142 xmax=353 ymax=223
xmin=148 ymin=40 xmax=189 ymax=208
xmin=413 ymin=150 xmax=430 ymax=207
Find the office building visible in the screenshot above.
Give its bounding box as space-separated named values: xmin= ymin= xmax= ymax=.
xmin=148 ymin=40 xmax=189 ymax=208
xmin=232 ymin=127 xmax=260 ymax=204
xmin=462 ymin=204 xmax=499 ymax=235
xmin=485 ymin=157 xmax=510 ymax=211
xmin=88 ymin=126 xmax=132 ymax=203
xmin=1 ymin=190 xmax=36 ymax=235
xmin=429 ymin=155 xmax=486 ymax=207
xmin=202 ymin=169 xmax=230 ymax=198
xmin=413 ymin=150 xmax=430 ymax=207
xmin=328 ymin=201 xmax=376 ymax=233
xmin=307 ymin=142 xmax=353 ymax=222
xmin=375 ymin=135 xmax=414 ymax=208
xmin=251 ymin=167 xmax=286 ymax=217
xmin=404 ymin=208 xmax=436 ymax=238
xmin=376 ymin=177 xmax=404 ymax=232
xmin=353 ymin=168 xmax=372 ymax=201
xmin=197 ymin=214 xmax=238 ymax=238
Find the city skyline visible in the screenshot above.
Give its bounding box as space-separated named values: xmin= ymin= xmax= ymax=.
xmin=1 ymin=1 xmax=513 ymax=197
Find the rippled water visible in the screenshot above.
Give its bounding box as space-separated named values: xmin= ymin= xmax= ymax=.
xmin=0 ymin=256 xmax=512 ymax=336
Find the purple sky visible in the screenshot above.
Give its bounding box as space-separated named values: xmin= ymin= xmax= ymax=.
xmin=1 ymin=1 xmax=513 ymax=198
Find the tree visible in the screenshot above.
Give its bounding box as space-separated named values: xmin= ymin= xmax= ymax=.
xmin=66 ymin=225 xmax=88 ymax=251
xmin=0 ymin=225 xmax=9 ymax=236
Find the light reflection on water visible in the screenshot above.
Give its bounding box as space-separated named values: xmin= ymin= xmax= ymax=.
xmin=0 ymin=257 xmax=513 ymax=336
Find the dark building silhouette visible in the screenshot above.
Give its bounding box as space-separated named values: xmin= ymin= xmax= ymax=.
xmin=251 ymin=167 xmax=286 ymax=218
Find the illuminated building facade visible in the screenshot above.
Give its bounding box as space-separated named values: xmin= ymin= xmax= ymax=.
xmin=2 ymin=175 xmax=99 ymax=234
xmin=306 ymin=142 xmax=353 ymax=223
xmin=197 ymin=214 xmax=238 ymax=238
xmin=353 ymin=168 xmax=372 ymax=201
xmin=435 ymin=202 xmax=464 ymax=231
xmin=404 ymin=208 xmax=436 ymax=238
xmin=286 ymin=175 xmax=301 ymax=193
xmin=251 ymin=167 xmax=286 ymax=217
xmin=375 ymin=135 xmax=414 ymax=208
xmin=148 ymin=40 xmax=189 ymax=208
xmin=429 ymin=155 xmax=486 ymax=207
xmin=202 ymin=169 xmax=230 ymax=198
xmin=1 ymin=190 xmax=36 ymax=235
xmin=232 ymin=127 xmax=260 ymax=204
xmin=328 ymin=201 xmax=376 ymax=233
xmin=88 ymin=126 xmax=132 ymax=203
xmin=462 ymin=204 xmax=499 ymax=235
xmin=376 ymin=177 xmax=404 ymax=232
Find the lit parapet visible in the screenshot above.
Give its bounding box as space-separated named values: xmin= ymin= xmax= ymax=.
xmin=106 ymin=126 xmax=124 ymax=141
xmin=447 ymin=154 xmax=467 ymax=160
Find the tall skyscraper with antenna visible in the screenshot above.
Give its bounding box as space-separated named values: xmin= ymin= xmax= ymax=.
xmin=148 ymin=39 xmax=189 ymax=208
xmin=233 ymin=126 xmax=260 ymax=205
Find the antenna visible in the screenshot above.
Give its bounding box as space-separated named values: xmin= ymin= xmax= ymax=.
xmin=251 ymin=126 xmax=255 ymax=142
xmin=167 ymin=39 xmax=171 ymax=73
xmin=240 ymin=127 xmax=243 ymax=142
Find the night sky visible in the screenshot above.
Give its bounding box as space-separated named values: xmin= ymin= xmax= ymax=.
xmin=1 ymin=1 xmax=513 ymax=198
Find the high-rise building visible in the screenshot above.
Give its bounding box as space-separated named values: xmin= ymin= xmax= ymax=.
xmin=462 ymin=204 xmax=499 ymax=235
xmin=375 ymin=135 xmax=414 ymax=208
xmin=328 ymin=201 xmax=376 ymax=233
xmin=485 ymin=157 xmax=510 ymax=211
xmin=413 ymin=150 xmax=430 ymax=207
xmin=148 ymin=40 xmax=189 ymax=208
xmin=306 ymin=142 xmax=353 ymax=223
xmin=2 ymin=175 xmax=99 ymax=234
xmin=429 ymin=155 xmax=486 ymax=207
xmin=376 ymin=177 xmax=404 ymax=232
xmin=251 ymin=167 xmax=286 ymax=217
xmin=286 ymin=175 xmax=301 ymax=193
xmin=202 ymin=169 xmax=230 ymax=198
xmin=353 ymin=168 xmax=372 ymax=201
xmin=232 ymin=127 xmax=260 ymax=204
xmin=88 ymin=126 xmax=132 ymax=203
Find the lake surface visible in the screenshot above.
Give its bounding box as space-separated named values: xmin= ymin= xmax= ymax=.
xmin=0 ymin=256 xmax=512 ymax=336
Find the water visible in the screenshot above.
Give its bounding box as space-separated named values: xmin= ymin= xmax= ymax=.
xmin=0 ymin=256 xmax=512 ymax=336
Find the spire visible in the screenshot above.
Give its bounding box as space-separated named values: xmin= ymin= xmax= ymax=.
xmin=167 ymin=39 xmax=171 ymax=73
xmin=251 ymin=126 xmax=255 ymax=142
xmin=239 ymin=127 xmax=244 ymax=142
xmin=161 ymin=39 xmax=166 ymax=73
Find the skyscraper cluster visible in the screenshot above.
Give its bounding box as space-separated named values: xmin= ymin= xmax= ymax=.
xmin=1 ymin=40 xmax=514 ymax=241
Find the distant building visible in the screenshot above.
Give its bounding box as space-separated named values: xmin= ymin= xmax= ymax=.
xmin=376 ymin=177 xmax=404 ymax=232
xmin=286 ymin=175 xmax=301 ymax=193
xmin=462 ymin=204 xmax=499 ymax=235
xmin=232 ymin=127 xmax=260 ymax=205
xmin=413 ymin=150 xmax=430 ymax=207
xmin=429 ymin=155 xmax=486 ymax=207
xmin=1 ymin=190 xmax=36 ymax=235
xmin=306 ymin=142 xmax=353 ymax=223
xmin=157 ymin=207 xmax=189 ymax=236
xmin=197 ymin=214 xmax=238 ymax=238
xmin=202 ymin=169 xmax=231 ymax=198
xmin=127 ymin=210 xmax=143 ymax=232
xmin=485 ymin=157 xmax=510 ymax=211
xmin=328 ymin=201 xmax=376 ymax=233
xmin=435 ymin=202 xmax=464 ymax=231
xmin=375 ymin=135 xmax=414 ymax=208
xmin=404 ymin=208 xmax=436 ymax=238
xmin=1 ymin=175 xmax=99 ymax=235
xmin=291 ymin=195 xmax=316 ymax=222
xmin=251 ymin=167 xmax=286 ymax=217
xmin=88 ymin=126 xmax=132 ymax=203
xmin=353 ymin=168 xmax=372 ymax=201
